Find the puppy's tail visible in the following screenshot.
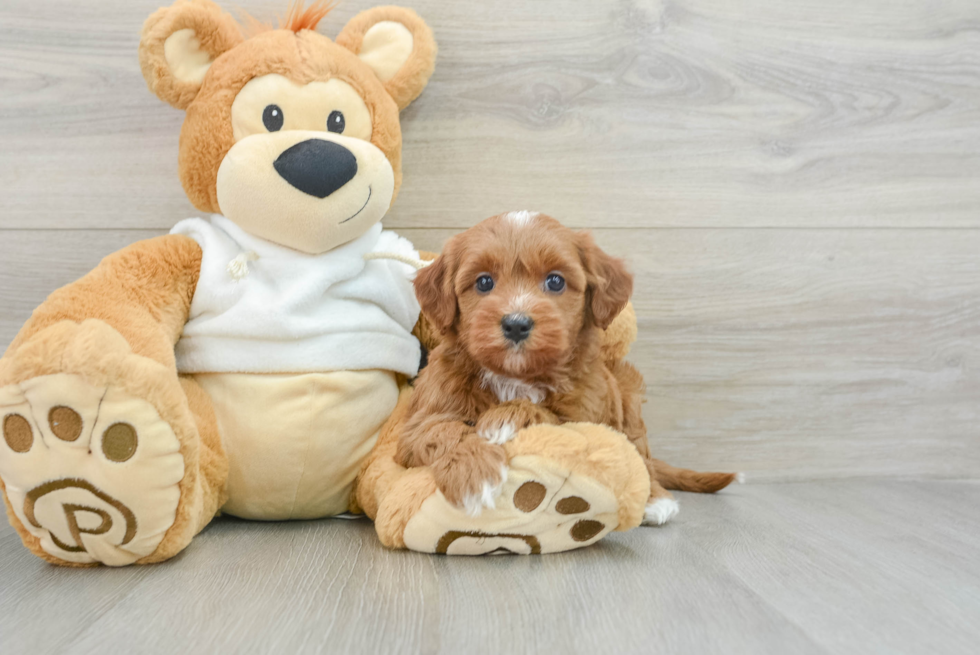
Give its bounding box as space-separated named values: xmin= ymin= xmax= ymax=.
xmin=652 ymin=458 xmax=740 ymax=493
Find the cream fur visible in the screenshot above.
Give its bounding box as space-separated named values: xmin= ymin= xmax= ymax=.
xmin=213 ymin=131 xmax=395 ymax=254
xmin=0 ymin=373 xmax=184 ymax=565
xmin=164 ymin=28 xmax=215 ymax=85
xmin=358 ymin=22 xmax=415 ymax=83
xmin=231 ymin=75 xmax=373 ymax=142
xmin=196 ymin=370 xmax=398 ymax=520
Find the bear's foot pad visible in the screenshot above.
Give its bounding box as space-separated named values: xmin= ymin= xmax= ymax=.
xmin=403 ymin=454 xmax=621 ymax=555
xmin=0 ymin=373 xmax=184 ymax=565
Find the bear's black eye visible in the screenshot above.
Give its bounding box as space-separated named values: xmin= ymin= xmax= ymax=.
xmin=476 ymin=275 xmax=495 ymax=293
xmin=327 ymin=110 xmax=346 ymax=134
xmin=263 ymin=105 xmax=284 ymax=132
xmin=545 ymin=273 xmax=565 ymax=293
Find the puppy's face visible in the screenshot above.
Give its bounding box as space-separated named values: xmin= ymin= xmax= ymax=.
xmin=417 ymin=211 xmax=633 ymax=379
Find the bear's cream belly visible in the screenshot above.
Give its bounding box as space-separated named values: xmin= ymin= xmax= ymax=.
xmin=192 ymin=370 xmax=399 ymax=520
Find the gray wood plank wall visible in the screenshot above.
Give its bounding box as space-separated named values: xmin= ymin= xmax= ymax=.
xmin=1 ymin=0 xmax=978 ymax=482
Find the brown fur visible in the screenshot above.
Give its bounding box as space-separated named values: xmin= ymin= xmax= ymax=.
xmin=397 ymin=213 xmax=736 ymax=508
xmin=0 ymin=237 xmax=228 ymax=565
xmin=138 ymin=1 xmax=437 ymax=212
xmin=3 ymin=235 xmax=202 ymax=366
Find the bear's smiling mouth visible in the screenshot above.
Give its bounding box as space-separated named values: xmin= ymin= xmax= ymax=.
xmin=339 ymin=186 xmax=372 ymax=224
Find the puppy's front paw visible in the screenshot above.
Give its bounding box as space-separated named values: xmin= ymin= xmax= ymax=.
xmin=461 ymin=466 xmax=509 ymax=517
xmin=476 ymin=401 xmax=558 ymax=445
xmin=433 ymin=439 xmax=508 ymax=517
xmin=477 ymin=421 xmax=517 ymax=445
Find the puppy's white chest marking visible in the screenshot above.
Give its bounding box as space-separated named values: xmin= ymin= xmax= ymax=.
xmin=481 ymin=370 xmax=548 ymax=404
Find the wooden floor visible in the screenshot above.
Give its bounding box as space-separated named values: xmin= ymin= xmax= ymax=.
xmin=1 ymin=480 xmax=978 ymax=654
xmin=1 ymin=1 xmax=979 ymax=653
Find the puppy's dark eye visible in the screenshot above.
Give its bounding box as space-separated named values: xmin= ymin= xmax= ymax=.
xmin=263 ymin=105 xmax=284 ymax=132
xmin=327 ymin=110 xmax=345 ymax=134
xmin=545 ymin=273 xmax=565 ymax=293
xmin=476 ymin=275 xmax=495 ymax=293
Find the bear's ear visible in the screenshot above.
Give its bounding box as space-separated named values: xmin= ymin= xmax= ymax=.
xmin=336 ymin=6 xmax=437 ymax=110
xmin=139 ymin=0 xmax=243 ymax=110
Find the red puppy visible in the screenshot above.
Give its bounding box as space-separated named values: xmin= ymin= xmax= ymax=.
xmin=397 ymin=211 xmax=736 ymax=521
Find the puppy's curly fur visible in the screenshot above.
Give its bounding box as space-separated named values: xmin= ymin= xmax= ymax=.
xmin=397 ymin=211 xmax=735 ymax=515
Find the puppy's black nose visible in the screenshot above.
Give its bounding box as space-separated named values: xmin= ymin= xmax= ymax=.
xmin=501 ymin=313 xmax=534 ymax=344
xmin=274 ymin=139 xmax=357 ymax=199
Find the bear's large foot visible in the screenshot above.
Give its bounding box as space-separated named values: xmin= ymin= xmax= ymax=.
xmin=0 ymin=320 xmax=193 ymax=566
xmin=377 ymin=423 xmax=650 ymax=555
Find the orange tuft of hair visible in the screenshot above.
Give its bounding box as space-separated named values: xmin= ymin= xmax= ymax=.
xmin=280 ymin=0 xmax=336 ymax=32
xmin=239 ymin=1 xmax=336 ymax=37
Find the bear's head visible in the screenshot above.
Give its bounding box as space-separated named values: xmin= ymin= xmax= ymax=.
xmin=139 ymin=0 xmax=436 ymax=254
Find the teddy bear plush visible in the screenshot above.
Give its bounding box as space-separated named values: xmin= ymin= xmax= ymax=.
xmin=0 ymin=0 xmax=652 ymax=566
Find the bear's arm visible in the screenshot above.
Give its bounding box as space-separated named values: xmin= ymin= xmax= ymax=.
xmin=3 ymin=235 xmax=203 ymax=369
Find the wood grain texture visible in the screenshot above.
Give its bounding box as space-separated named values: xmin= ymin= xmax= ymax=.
xmin=2 ymin=480 xmax=978 ymax=654
xmin=1 ymin=228 xmax=977 ymax=482
xmin=1 ymin=0 xmax=980 ymax=229
xmin=2 ymin=3 xmax=978 ymax=653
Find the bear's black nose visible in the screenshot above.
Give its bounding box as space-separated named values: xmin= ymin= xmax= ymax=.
xmin=501 ymin=313 xmax=534 ymax=344
xmin=273 ymin=139 xmax=357 ymax=199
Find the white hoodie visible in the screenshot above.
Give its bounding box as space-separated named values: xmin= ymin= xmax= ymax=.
xmin=171 ymin=214 xmax=421 ymax=377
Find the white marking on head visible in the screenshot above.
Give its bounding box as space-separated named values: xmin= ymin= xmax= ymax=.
xmin=505 ymin=210 xmax=539 ymax=227
xmin=481 ymin=370 xmax=549 ymax=404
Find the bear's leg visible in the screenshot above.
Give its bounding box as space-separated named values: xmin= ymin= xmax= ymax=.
xmin=359 ymin=411 xmax=652 ymax=555
xmin=0 ymin=236 xmax=226 ymax=566
xmin=176 ymin=375 xmax=228 ymax=537
xmin=0 ymin=323 xmax=227 ymax=566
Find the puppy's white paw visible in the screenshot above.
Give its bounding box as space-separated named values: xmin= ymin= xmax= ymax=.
xmin=462 ymin=466 xmax=509 ymax=517
xmin=478 ymin=422 xmax=517 ymax=446
xmin=642 ymin=497 xmax=680 ymax=526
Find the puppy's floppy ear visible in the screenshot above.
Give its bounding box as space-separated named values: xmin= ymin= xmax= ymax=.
xmin=139 ymin=0 xmax=243 ymax=110
xmin=336 ymin=6 xmax=437 ymax=110
xmin=578 ymin=231 xmax=634 ymax=330
xmin=415 ymin=239 xmax=460 ymax=334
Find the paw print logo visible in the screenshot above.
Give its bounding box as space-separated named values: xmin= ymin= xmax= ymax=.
xmin=434 ymin=481 xmax=607 ymax=555
xmin=1 ymin=373 xmax=185 ymax=566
